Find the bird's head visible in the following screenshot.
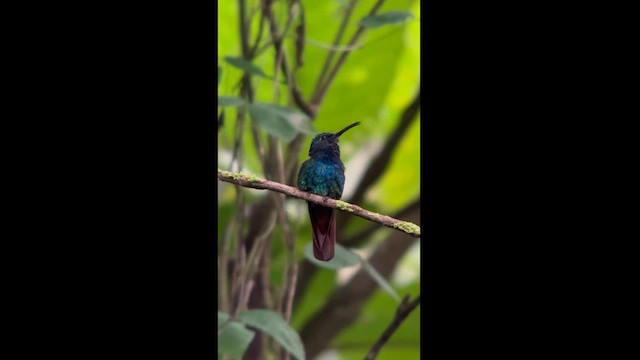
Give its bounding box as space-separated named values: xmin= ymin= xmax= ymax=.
xmin=308 ymin=122 xmax=360 ymax=159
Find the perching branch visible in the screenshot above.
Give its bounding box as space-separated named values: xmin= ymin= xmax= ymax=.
xmin=218 ymin=169 xmax=421 ymax=237
xmin=364 ymin=294 xmax=421 ymax=360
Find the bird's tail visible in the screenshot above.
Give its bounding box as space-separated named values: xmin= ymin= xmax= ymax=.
xmin=308 ymin=203 xmax=336 ymax=261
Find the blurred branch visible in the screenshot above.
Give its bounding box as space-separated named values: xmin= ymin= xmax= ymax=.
xmin=311 ymin=0 xmax=360 ymax=100
xmin=294 ymin=1 xmax=305 ymax=67
xmin=342 ymin=198 xmax=420 ymax=247
xmin=260 ymin=0 xmax=314 ymax=119
xmin=217 ymin=169 xmax=421 ymax=237
xmin=339 ymin=87 xmax=420 ymax=225
xmin=283 ymin=133 xmax=306 ymax=184
xmin=311 ymin=0 xmax=387 ymax=106
xmin=365 ymin=294 xmax=421 ymax=360
xmin=239 ymin=0 xmax=251 ymax=58
xmin=298 ymin=204 xmax=420 ymax=358
xmin=249 ymin=2 xmax=267 ymax=55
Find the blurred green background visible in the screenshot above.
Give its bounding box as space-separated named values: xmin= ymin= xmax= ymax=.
xmin=218 ymin=0 xmax=420 ymax=359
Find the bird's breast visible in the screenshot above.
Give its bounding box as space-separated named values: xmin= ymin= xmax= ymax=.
xmin=298 ymin=160 xmax=345 ymax=199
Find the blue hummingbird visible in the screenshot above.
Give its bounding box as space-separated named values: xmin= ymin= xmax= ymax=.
xmin=297 ymin=121 xmax=361 ymax=261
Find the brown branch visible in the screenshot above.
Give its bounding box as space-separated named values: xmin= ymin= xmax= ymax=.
xmin=217 ymin=169 xmax=421 ymax=237
xmin=260 ymin=0 xmax=314 ymax=119
xmin=365 ymin=295 xmax=421 ymax=360
xmin=239 ymin=0 xmax=251 ymax=58
xmin=342 ymin=198 xmax=421 ymax=247
xmin=294 ymin=0 xmax=305 ymax=68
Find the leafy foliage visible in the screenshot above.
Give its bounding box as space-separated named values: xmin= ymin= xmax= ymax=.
xmin=237 ymin=309 xmax=306 ymax=360
xmin=303 ymin=243 xmax=360 ymax=269
xmin=218 ymin=96 xmax=246 ymax=107
xmin=218 ymin=0 xmax=421 ymax=358
xmin=304 ymin=243 xmax=401 ymax=302
xmin=224 ymin=56 xmax=270 ymax=79
xmin=359 ymin=11 xmax=415 ymax=28
xmin=248 ymin=103 xmax=315 ymax=141
xmin=218 ymin=322 xmax=256 ymax=359
xmin=218 ymin=310 xmax=255 ymax=359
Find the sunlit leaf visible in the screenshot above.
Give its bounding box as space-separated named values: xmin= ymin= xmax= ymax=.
xmin=218 ymin=321 xmax=255 ymax=359
xmin=304 ymin=243 xmax=360 ymax=269
xmin=224 ymin=56 xmax=269 ymax=78
xmin=218 ymin=66 xmax=222 ymax=86
xmin=218 ymin=96 xmax=246 ymax=107
xmin=237 ymin=309 xmax=306 ymax=360
xmin=304 ymin=243 xmax=401 ymax=302
xmin=278 ymin=107 xmax=317 ymax=135
xmin=249 ymin=103 xmax=311 ymax=141
xmin=359 ymin=11 xmax=414 ymax=29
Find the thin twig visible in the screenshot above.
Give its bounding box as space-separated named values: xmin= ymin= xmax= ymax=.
xmin=283 ymin=133 xmax=306 ymax=184
xmin=311 ymin=0 xmax=360 ymax=99
xmin=249 ymin=2 xmax=267 ymax=55
xmin=342 ymin=198 xmax=421 ymax=247
xmin=302 ymin=37 xmax=363 ymax=52
xmin=311 ymin=0 xmax=387 ymax=106
xmin=218 ymin=207 xmax=237 ymax=313
xmin=265 ymin=0 xmax=312 ymax=119
xmin=217 ymin=169 xmax=421 ymax=237
xmin=364 ymin=295 xmax=421 ymax=360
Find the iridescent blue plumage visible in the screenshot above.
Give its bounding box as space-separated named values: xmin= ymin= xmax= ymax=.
xmin=297 ymin=122 xmax=360 ymax=261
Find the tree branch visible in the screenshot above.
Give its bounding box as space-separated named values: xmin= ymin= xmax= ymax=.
xmin=342 ymin=198 xmax=421 ymax=247
xmin=364 ymin=294 xmax=421 ymax=360
xmin=217 ymin=169 xmax=421 ymax=237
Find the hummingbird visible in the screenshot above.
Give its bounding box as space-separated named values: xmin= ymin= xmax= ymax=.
xmin=297 ymin=121 xmax=361 ymax=261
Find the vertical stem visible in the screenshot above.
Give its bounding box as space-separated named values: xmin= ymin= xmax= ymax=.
xmin=311 ymin=0 xmax=387 ymax=106
xmin=218 ymin=213 xmax=237 ymax=313
xmin=311 ymin=0 xmax=360 ymax=100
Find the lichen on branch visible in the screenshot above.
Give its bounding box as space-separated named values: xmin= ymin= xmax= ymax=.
xmin=217 ymin=169 xmax=420 ymax=237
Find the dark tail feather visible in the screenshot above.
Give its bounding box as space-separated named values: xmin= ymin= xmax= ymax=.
xmin=308 ymin=203 xmax=336 ymax=261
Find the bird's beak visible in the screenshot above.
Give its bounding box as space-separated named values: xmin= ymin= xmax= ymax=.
xmin=335 ymin=121 xmax=361 ymax=138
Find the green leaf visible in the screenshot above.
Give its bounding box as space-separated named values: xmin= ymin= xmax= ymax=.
xmin=304 ymin=243 xmax=360 ymax=270
xmin=358 ymin=11 xmax=414 ymax=29
xmin=237 ymin=309 xmax=306 ymax=360
xmin=218 ymin=96 xmax=246 ymax=107
xmin=218 ymin=321 xmax=255 ymax=359
xmin=218 ymin=66 xmax=222 ymax=86
xmin=218 ymin=310 xmax=230 ymax=327
xmin=224 ymin=56 xmax=269 ymax=78
xmin=286 ymin=109 xmax=317 ymax=135
xmin=359 ymin=258 xmax=402 ymax=303
xmin=248 ymin=103 xmax=312 ymax=141
xmin=304 ymin=243 xmax=401 ymax=302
